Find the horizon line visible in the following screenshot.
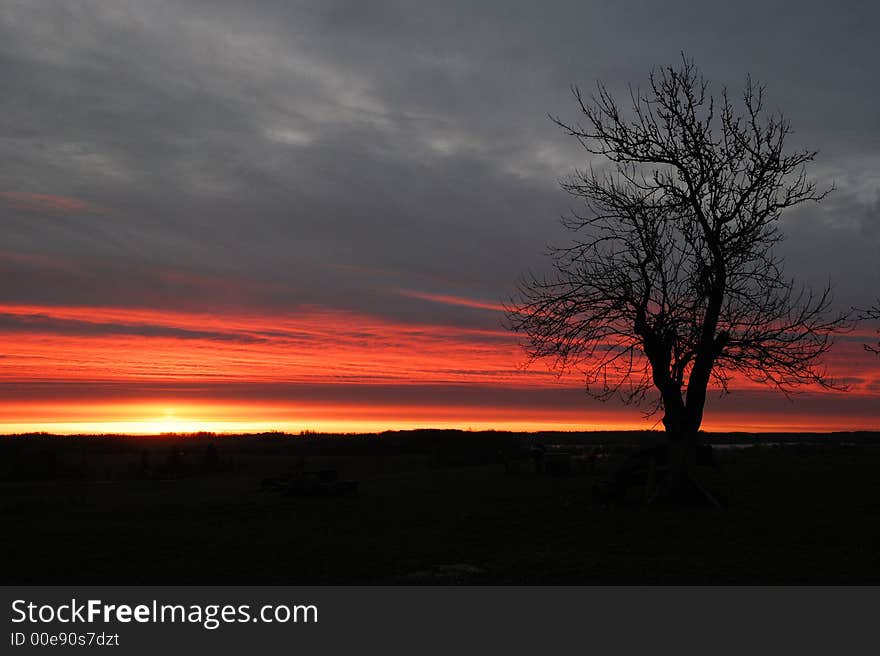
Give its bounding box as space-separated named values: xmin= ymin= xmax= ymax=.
xmin=4 ymin=427 xmax=880 ymax=438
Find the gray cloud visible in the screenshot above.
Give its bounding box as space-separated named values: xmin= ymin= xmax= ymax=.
xmin=1 ymin=0 xmax=878 ymax=326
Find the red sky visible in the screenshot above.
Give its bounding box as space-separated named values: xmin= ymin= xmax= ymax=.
xmin=0 ymin=298 xmax=876 ymax=434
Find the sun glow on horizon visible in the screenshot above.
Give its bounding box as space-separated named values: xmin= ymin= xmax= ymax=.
xmin=0 ymin=401 xmax=644 ymax=435
xmin=134 ymin=410 xmax=209 ymax=435
xmin=1 ymin=399 xmax=877 ymax=436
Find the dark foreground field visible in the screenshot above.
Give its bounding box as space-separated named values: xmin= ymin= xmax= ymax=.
xmin=3 ymin=430 xmax=880 ymax=584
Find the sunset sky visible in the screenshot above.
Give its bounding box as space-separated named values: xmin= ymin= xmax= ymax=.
xmin=1 ymin=1 xmax=878 ymax=434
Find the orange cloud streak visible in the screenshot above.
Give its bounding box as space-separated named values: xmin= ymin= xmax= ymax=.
xmin=0 ymin=302 xmax=876 ymax=433
xmin=392 ymin=289 xmax=507 ymax=312
xmin=0 ymin=191 xmax=98 ymax=213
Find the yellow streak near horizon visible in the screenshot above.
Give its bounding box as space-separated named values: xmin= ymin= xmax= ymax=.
xmin=0 ymin=400 xmax=649 ymax=435
xmin=0 ymin=419 xmax=629 ymax=435
xmin=2 ymin=400 xmax=877 ymax=435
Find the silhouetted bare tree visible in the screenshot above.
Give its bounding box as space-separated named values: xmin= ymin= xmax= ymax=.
xmin=507 ymin=57 xmax=849 ymax=497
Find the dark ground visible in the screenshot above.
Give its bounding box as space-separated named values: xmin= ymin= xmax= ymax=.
xmin=3 ymin=430 xmax=880 ymax=584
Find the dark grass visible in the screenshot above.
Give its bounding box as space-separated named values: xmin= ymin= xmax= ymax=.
xmin=2 ymin=430 xmax=880 ymax=584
